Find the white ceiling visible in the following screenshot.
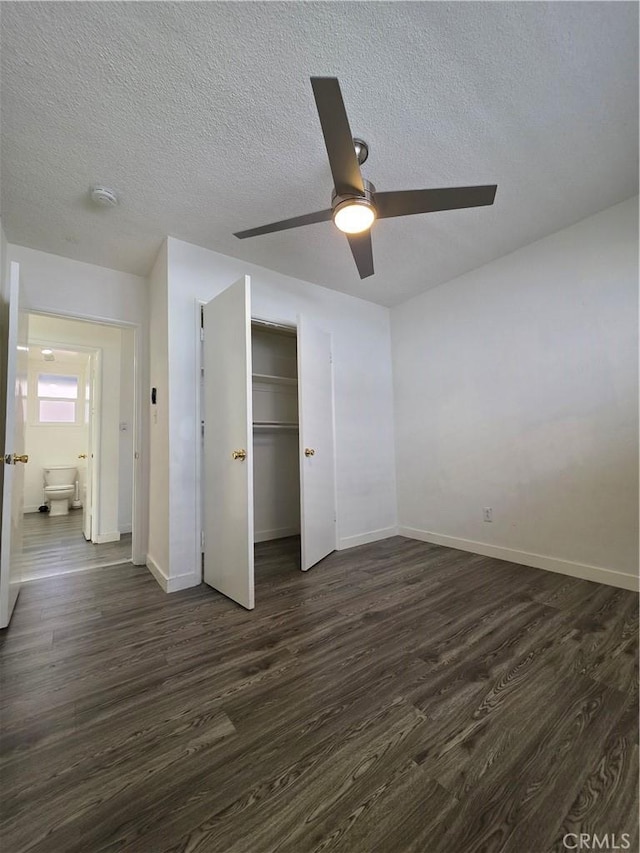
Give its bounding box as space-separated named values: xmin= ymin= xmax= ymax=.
xmin=1 ymin=2 xmax=637 ymax=307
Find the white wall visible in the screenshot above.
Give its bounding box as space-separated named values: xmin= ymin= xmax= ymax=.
xmin=149 ymin=237 xmax=397 ymax=589
xmin=27 ymin=314 xmax=125 ymax=540
xmin=147 ymin=241 xmax=170 ymax=582
xmin=7 ymin=244 xmax=149 ymax=561
xmin=9 ymin=246 xmax=148 ymax=324
xmin=391 ymin=197 xmax=639 ymax=590
xmin=253 ymin=430 xmax=300 ymax=542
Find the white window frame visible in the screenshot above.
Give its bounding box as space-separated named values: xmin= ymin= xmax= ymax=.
xmin=28 ymin=360 xmax=87 ymax=428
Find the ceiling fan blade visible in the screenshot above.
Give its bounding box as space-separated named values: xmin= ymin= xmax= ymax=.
xmin=376 ymin=185 xmax=497 ymax=219
xmin=234 ymin=208 xmax=333 ymax=239
xmin=310 ymin=77 xmax=365 ymax=198
xmin=346 ymin=231 xmax=374 ymax=279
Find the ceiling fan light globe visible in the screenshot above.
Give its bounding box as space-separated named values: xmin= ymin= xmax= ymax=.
xmin=333 ymin=200 xmax=376 ymax=234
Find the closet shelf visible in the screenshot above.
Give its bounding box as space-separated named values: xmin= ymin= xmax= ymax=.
xmin=253 ymin=421 xmax=299 ymax=431
xmin=252 ymin=373 xmax=297 ymax=386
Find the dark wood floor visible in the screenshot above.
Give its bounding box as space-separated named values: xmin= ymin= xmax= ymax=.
xmin=0 ymin=536 xmax=637 ymax=853
xmin=18 ymin=511 xmax=132 ymax=581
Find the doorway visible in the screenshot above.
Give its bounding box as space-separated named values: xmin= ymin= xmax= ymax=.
xmin=200 ymin=275 xmax=337 ymax=610
xmin=252 ymin=321 xmax=303 ymax=591
xmin=252 ymin=320 xmax=301 ymax=545
xmin=18 ymin=313 xmax=135 ymax=581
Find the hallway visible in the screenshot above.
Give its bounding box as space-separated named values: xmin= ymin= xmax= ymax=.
xmin=17 ymin=511 xmax=132 ymax=581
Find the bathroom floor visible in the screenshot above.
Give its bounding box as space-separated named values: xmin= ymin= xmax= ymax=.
xmin=17 ymin=511 xmax=132 ymax=582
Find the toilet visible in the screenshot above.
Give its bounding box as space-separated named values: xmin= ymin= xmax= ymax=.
xmin=43 ymin=466 xmax=78 ymax=516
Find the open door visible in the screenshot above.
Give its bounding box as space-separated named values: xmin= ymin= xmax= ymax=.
xmin=0 ymin=262 xmax=28 ymax=628
xmin=203 ymin=276 xmax=254 ymax=609
xmin=82 ymin=349 xmax=100 ymax=541
xmin=298 ymin=318 xmax=336 ymax=571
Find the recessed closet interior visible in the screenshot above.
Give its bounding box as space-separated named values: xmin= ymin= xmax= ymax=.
xmin=251 ymin=321 xmax=300 ymax=546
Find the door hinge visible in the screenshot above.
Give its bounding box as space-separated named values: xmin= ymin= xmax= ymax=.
xmin=200 ymin=530 xmax=205 ymax=551
xmin=200 ymin=327 xmax=204 ymax=341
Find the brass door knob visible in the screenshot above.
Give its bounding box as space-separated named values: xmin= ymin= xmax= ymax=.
xmin=78 ymin=453 xmax=88 ymax=459
xmin=304 ymin=448 xmax=315 ymax=457
xmin=13 ymin=454 xmax=29 ymax=464
xmin=232 ymin=449 xmax=247 ymax=461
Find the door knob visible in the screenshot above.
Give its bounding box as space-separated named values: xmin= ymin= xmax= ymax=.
xmin=304 ymin=448 xmax=315 ymax=457
xmin=4 ymin=454 xmax=28 ymax=464
xmin=78 ymin=453 xmax=87 ymax=459
xmin=232 ymin=449 xmax=247 ymax=461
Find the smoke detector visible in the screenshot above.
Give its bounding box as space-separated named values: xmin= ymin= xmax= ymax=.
xmin=90 ymin=186 xmax=118 ymax=207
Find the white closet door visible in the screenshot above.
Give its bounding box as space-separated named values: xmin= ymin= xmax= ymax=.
xmin=0 ymin=262 xmax=27 ymax=628
xmin=203 ymin=276 xmax=254 ymax=609
xmin=298 ymin=318 xmax=336 ymax=571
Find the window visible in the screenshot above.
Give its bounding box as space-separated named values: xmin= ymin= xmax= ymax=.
xmin=37 ymin=373 xmax=79 ymax=424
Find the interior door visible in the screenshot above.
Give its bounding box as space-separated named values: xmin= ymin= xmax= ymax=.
xmin=82 ymin=350 xmax=99 ymax=541
xmin=203 ymin=275 xmax=254 ymax=609
xmin=298 ymin=318 xmax=336 ymax=571
xmin=0 ymin=262 xmax=28 ymax=628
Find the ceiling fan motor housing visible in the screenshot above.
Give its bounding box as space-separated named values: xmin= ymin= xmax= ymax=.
xmin=331 ymin=178 xmax=377 ymax=211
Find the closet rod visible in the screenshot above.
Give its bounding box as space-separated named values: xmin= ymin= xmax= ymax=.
xmin=253 ymin=422 xmax=298 ymax=431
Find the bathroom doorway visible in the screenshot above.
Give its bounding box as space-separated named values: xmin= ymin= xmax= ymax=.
xmin=18 ymin=313 xmax=135 ymax=581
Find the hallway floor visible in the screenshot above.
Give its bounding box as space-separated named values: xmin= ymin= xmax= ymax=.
xmin=17 ymin=511 xmax=132 ymax=581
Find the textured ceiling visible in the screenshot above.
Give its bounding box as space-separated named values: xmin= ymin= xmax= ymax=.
xmin=1 ymin=2 xmax=637 ymax=307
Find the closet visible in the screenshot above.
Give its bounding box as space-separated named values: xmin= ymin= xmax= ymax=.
xmin=252 ymin=323 xmax=301 ymax=543
xmin=202 ymin=275 xmax=336 ymax=610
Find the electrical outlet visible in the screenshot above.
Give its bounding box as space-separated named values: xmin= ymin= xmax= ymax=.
xmin=483 ymin=507 xmax=493 ymax=522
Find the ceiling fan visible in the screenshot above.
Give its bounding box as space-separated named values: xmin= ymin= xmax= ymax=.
xmin=234 ymin=77 xmax=497 ymax=279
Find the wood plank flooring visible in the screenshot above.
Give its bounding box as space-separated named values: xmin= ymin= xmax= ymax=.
xmin=0 ymin=536 xmax=637 ymax=853
xmin=17 ymin=511 xmax=132 ymax=581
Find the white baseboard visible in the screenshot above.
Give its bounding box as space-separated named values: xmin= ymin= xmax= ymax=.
xmin=93 ymin=531 xmax=121 ymax=544
xmin=146 ymin=554 xmax=200 ymax=593
xmin=119 ymin=523 xmax=132 ymax=535
xmin=146 ymin=554 xmax=168 ymax=590
xmin=399 ymin=527 xmax=639 ymax=592
xmin=24 ymin=505 xmax=41 ymax=514
xmin=254 ymin=526 xmax=300 ymax=543
xmin=337 ymin=526 xmax=399 ymax=551
xmin=166 ymin=572 xmax=200 ymax=592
